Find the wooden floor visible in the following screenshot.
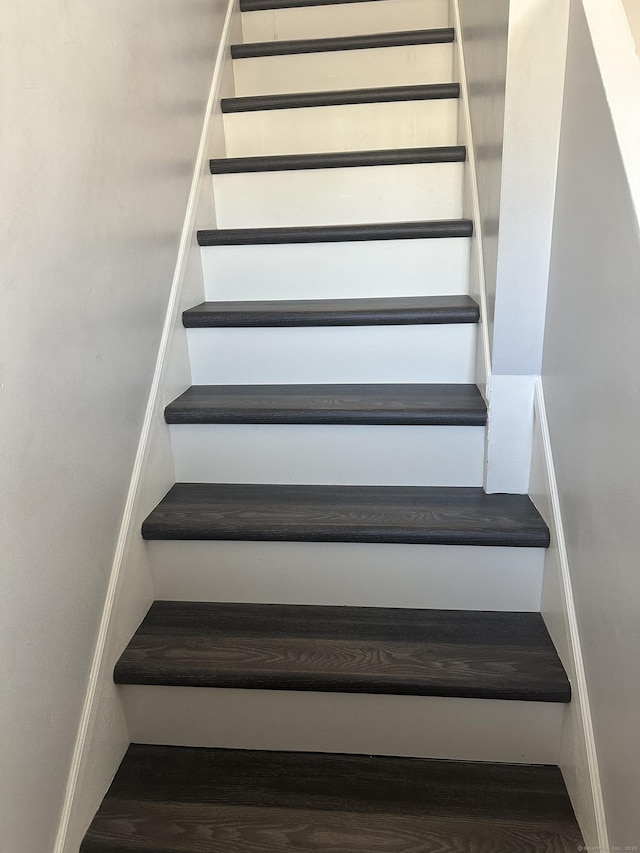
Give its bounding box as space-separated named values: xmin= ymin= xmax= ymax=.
xmin=181 ymin=295 xmax=479 ymax=327
xmin=164 ymin=383 xmax=487 ymax=425
xmin=141 ymin=483 xmax=550 ymax=546
xmin=80 ymin=745 xmax=584 ymax=853
xmin=114 ymin=602 xmax=571 ymax=702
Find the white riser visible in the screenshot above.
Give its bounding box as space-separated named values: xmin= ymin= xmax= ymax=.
xmin=213 ymin=162 xmax=464 ymax=229
xmin=122 ymin=686 xmax=562 ymax=764
xmin=223 ymin=99 xmax=458 ymax=157
xmin=170 ymin=424 xmax=485 ymax=486
xmin=187 ymin=325 xmax=477 ymax=384
xmin=241 ymin=0 xmax=450 ymax=42
xmin=201 ymin=239 xmax=470 ymax=300
xmin=232 ymin=44 xmax=454 ymax=97
xmin=148 ymin=541 xmax=544 ymax=611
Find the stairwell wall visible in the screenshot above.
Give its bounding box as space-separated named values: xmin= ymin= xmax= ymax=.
xmin=455 ymin=0 xmax=570 ymax=492
xmin=0 ymin=2 xmax=229 ymax=851
xmin=622 ymin=0 xmax=640 ymax=50
xmin=537 ymin=0 xmax=640 ymax=844
xmin=456 ymin=0 xmax=510 ymax=342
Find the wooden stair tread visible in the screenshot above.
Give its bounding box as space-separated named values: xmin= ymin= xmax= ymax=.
xmin=221 ymin=82 xmax=460 ymax=113
xmin=210 ymin=145 xmax=466 ymax=174
xmin=164 ymin=383 xmax=487 ymax=426
xmin=231 ymin=28 xmax=455 ymax=58
xmin=183 ymin=295 xmax=479 ymax=327
xmin=141 ymin=483 xmax=550 ymax=547
xmin=241 ymin=0 xmax=418 ymax=11
xmin=197 ymin=219 xmax=473 ymax=246
xmin=114 ymin=602 xmax=570 ymax=702
xmin=81 ymin=746 xmax=583 ymax=853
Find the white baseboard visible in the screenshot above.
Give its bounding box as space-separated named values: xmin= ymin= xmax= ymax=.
xmin=52 ymin=3 xmax=239 ymax=850
xmin=530 ymin=378 xmax=608 ymax=850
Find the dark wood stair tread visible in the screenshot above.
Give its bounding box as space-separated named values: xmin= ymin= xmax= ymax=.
xmin=141 ymin=484 xmax=550 ymax=547
xmin=232 ymin=28 xmax=454 ymax=58
xmin=242 ymin=0 xmax=404 ymax=9
xmin=221 ymin=82 xmax=460 ymax=113
xmin=164 ymin=383 xmax=487 ymax=426
xmin=197 ymin=219 xmax=473 ymax=246
xmin=114 ymin=602 xmax=570 ymax=702
xmin=210 ymin=144 xmax=466 ymax=174
xmin=81 ymin=746 xmax=583 ymax=853
xmin=183 ymin=295 xmax=479 ymax=327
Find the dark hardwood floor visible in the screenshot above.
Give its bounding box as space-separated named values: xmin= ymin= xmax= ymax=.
xmin=80 ymin=745 xmax=583 ymax=852
xmin=141 ymin=483 xmax=550 ymax=547
xmin=220 ymin=83 xmax=460 ymax=114
xmin=181 ymin=295 xmax=479 ymax=328
xmin=164 ymin=383 xmax=487 ymax=426
xmin=197 ymin=219 xmax=472 ymax=246
xmin=231 ymin=27 xmax=455 ymax=58
xmin=209 ymin=145 xmax=467 ymax=174
xmin=114 ymin=602 xmax=570 ymax=702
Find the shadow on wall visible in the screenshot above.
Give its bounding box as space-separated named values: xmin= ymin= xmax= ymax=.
xmin=622 ymin=0 xmax=640 ymax=51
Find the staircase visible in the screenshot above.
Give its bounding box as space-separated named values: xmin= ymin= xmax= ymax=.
xmin=81 ymin=0 xmax=583 ymax=850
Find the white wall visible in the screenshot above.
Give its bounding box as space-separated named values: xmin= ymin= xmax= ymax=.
xmin=541 ymin=0 xmax=640 ymax=844
xmin=622 ymin=0 xmax=640 ymax=50
xmin=0 ymin=2 xmax=228 ymax=851
xmin=456 ymin=0 xmax=510 ymax=337
xmin=457 ymin=0 xmax=570 ymax=492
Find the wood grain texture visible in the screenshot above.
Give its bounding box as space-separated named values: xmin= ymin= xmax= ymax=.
xmin=114 ymin=602 xmax=570 ymax=702
xmin=209 ymin=145 xmax=467 ymax=174
xmin=231 ymin=28 xmax=455 ymax=58
xmin=80 ymin=746 xmax=583 ymax=852
xmin=221 ymin=83 xmax=460 ymax=113
xmin=164 ymin=383 xmax=487 ymax=425
xmin=182 ymin=295 xmax=479 ymax=327
xmin=197 ymin=219 xmax=473 ymax=246
xmin=141 ymin=483 xmax=550 ymax=547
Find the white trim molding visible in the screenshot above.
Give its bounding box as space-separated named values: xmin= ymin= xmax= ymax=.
xmin=451 ymin=0 xmax=492 ymax=402
xmin=530 ymin=378 xmax=609 ymax=850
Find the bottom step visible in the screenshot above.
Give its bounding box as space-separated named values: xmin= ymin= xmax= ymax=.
xmin=81 ymin=745 xmax=583 ymax=852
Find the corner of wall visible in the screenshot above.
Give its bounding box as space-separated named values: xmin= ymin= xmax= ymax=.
xmin=450 ymin=0 xmax=492 ymax=404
